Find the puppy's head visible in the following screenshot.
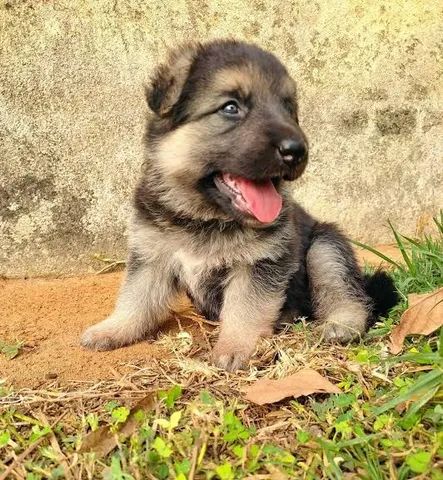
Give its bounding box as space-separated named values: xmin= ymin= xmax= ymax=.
xmin=144 ymin=40 xmax=308 ymax=227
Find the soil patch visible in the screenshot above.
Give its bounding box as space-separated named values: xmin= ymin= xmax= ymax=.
xmin=0 ymin=273 xmax=197 ymax=388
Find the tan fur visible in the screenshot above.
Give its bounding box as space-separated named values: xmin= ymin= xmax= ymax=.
xmin=210 ymin=66 xmax=256 ymax=97
xmin=81 ymin=257 xmax=178 ymax=350
xmin=155 ymin=44 xmax=199 ymax=117
xmin=212 ymin=265 xmax=284 ymax=370
xmin=153 ymin=124 xmax=230 ymax=221
xmin=82 ymin=204 xmax=293 ymax=356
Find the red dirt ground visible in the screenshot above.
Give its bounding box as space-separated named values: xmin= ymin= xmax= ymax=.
xmin=0 ymin=272 xmax=165 ymax=388
xmin=0 ymin=246 xmax=402 ymax=388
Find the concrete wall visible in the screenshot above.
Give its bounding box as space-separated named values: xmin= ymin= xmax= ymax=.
xmin=1 ymin=0 xmax=441 ymax=277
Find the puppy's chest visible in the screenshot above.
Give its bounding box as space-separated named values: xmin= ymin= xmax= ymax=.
xmin=174 ymin=249 xmax=228 ymax=321
xmin=174 ymin=249 xmax=227 ymax=293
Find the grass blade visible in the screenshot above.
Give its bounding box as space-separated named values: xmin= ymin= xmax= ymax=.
xmin=433 ymin=211 xmax=443 ymax=234
xmin=373 ymin=368 xmax=443 ymax=415
xmin=351 ymin=240 xmax=403 ymax=270
xmin=337 ymin=434 xmax=380 ymax=448
xmin=402 ymin=384 xmax=439 ymax=422
xmin=398 ymin=234 xmax=443 ymax=261
xmin=388 ymin=220 xmax=415 ymax=274
xmin=385 ymin=351 xmax=441 ymax=366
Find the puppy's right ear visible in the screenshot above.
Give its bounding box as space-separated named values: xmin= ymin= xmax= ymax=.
xmin=146 ymin=43 xmax=199 ymax=117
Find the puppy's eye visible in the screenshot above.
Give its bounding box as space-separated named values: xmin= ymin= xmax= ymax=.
xmin=220 ymin=101 xmax=240 ymax=116
xmin=282 ymin=98 xmax=295 ymax=115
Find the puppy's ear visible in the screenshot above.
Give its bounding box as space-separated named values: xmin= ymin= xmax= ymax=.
xmin=146 ymin=43 xmax=199 ymax=117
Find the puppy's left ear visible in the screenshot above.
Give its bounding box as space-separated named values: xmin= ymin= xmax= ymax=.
xmin=146 ymin=43 xmax=200 ymax=117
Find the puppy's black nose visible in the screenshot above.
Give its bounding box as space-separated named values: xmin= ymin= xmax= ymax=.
xmin=278 ymin=138 xmax=307 ymax=164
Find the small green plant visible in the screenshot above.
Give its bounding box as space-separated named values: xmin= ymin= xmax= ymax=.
xmin=222 ymin=410 xmax=254 ymax=443
xmin=159 ymin=385 xmax=182 ymax=409
xmin=0 ymin=340 xmax=24 ymax=359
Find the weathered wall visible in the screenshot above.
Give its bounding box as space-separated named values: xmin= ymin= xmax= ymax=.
xmin=0 ymin=0 xmax=441 ymax=277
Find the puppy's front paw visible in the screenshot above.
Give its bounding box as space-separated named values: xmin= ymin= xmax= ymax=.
xmin=321 ymin=322 xmax=361 ymax=343
xmin=80 ymin=317 xmax=132 ymax=351
xmin=212 ymin=339 xmax=255 ymax=372
xmin=317 ymin=304 xmax=368 ymax=344
xmin=320 ymin=315 xmax=366 ymax=344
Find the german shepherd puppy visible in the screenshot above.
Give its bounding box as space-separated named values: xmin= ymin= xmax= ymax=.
xmin=81 ymin=40 xmax=397 ymax=371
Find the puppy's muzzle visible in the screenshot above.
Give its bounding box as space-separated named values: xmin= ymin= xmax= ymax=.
xmin=273 ymin=136 xmax=308 ymax=181
xmin=277 ymin=138 xmax=307 ymax=167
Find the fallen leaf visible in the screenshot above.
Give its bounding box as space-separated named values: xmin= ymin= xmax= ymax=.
xmin=79 ymin=393 xmax=155 ymax=457
xmin=389 ymin=287 xmax=443 ymax=354
xmin=244 ymin=368 xmax=341 ymax=405
xmin=407 ymin=291 xmax=433 ymax=308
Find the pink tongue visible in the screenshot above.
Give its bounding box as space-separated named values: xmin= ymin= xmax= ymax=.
xmin=224 ymin=174 xmax=282 ymax=223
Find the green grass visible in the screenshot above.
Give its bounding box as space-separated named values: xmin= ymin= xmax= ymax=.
xmin=1 ymin=216 xmax=442 ymax=479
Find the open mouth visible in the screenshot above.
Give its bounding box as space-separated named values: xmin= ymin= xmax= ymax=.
xmin=214 ymin=173 xmax=283 ymax=224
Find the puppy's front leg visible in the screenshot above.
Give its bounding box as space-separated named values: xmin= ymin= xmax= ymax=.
xmin=306 ymin=223 xmax=370 ymax=343
xmin=212 ymin=266 xmax=285 ymax=371
xmin=81 ymin=255 xmax=177 ymax=350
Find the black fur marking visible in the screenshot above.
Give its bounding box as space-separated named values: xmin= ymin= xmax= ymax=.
xmin=135 ymin=181 xmax=242 ymax=235
xmin=146 ymin=80 xmax=170 ymax=116
xmin=280 ymin=267 xmax=313 ymax=323
xmin=193 ymin=267 xmax=229 ymax=321
xmin=278 ymin=210 xmax=315 ymax=325
xmin=364 ymin=270 xmax=399 ymax=325
xmin=251 ymin=254 xmax=293 ymax=294
xmin=170 ymin=40 xmax=288 ymax=127
xmin=127 ymin=249 xmax=144 ymax=274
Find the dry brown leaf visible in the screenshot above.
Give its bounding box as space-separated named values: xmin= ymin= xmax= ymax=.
xmin=243 ymin=368 xmax=341 ymax=405
xmin=407 ymin=291 xmax=434 ymax=308
xmin=79 ymin=393 xmax=155 ymax=457
xmin=390 ymin=287 xmax=443 ymax=355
